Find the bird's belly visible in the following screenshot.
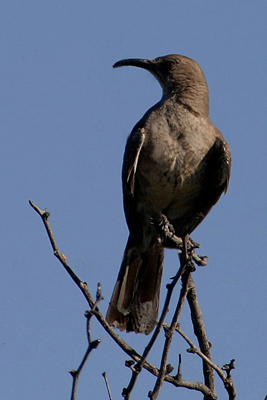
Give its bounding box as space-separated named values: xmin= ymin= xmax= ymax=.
xmin=136 ymin=153 xmax=188 ymax=211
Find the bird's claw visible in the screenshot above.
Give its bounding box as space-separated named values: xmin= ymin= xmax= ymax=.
xmin=151 ymin=214 xmax=176 ymax=241
xmin=192 ymin=252 xmax=208 ymax=267
xmin=159 ymin=214 xmax=175 ymax=236
xmin=186 ymin=239 xmax=208 ymax=267
xmin=151 ymin=214 xmax=208 ymax=267
xmin=188 ymin=237 xmax=200 ymax=249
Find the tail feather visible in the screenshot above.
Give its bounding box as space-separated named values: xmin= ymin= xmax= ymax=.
xmin=106 ymin=237 xmax=164 ymax=334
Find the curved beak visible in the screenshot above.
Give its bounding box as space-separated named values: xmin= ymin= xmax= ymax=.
xmin=113 ymin=58 xmax=154 ymax=71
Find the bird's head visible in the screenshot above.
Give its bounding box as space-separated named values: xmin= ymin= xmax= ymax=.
xmin=113 ymin=54 xmax=209 ymax=116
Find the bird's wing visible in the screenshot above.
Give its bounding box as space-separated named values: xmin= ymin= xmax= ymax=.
xmin=167 ymin=135 xmax=231 ymax=237
xmin=191 ymin=136 xmax=231 ymax=230
xmin=207 ymin=135 xmax=231 ymax=197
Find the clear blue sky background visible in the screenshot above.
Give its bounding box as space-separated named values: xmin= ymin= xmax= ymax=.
xmin=1 ymin=2 xmax=266 ymax=399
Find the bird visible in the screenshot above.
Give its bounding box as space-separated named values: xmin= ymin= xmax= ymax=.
xmin=106 ymin=54 xmax=231 ymax=334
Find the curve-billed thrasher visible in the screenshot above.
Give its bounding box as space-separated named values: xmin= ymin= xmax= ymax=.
xmin=106 ymin=54 xmax=231 ymax=334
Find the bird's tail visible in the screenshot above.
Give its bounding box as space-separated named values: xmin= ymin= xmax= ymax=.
xmin=106 ymin=237 xmax=164 ymax=334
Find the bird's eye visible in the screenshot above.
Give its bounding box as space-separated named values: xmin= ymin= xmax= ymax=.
xmin=166 ymin=60 xmax=176 ymax=69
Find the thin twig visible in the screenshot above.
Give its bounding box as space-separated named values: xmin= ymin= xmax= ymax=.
xmin=176 ymin=325 xmax=225 ymax=380
xmin=69 ymin=292 xmax=102 ymax=400
xmin=29 ymin=201 xmax=95 ymax=306
xmin=222 ymin=359 xmax=236 ymax=400
xmin=148 ymin=263 xmax=191 ymax=399
xmin=171 ymin=353 xmax=217 ymax=400
xmin=177 ymin=323 xmax=237 ymax=399
xmin=102 ymin=372 xmax=113 ymax=400
xmin=185 ymin=274 xmax=215 ymax=397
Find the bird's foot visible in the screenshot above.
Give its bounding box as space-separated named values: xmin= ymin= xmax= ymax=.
xmin=151 ymin=214 xmax=183 ymax=248
xmin=186 ymin=238 xmax=208 ymax=267
xmin=188 ymin=237 xmax=200 ymax=249
xmin=157 ymin=214 xmax=176 ymax=236
xmin=151 ymin=214 xmax=208 ymax=267
xmin=191 ymin=249 xmax=208 ymax=266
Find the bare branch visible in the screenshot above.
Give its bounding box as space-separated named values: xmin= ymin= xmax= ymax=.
xmin=184 ymin=275 xmax=236 ymax=399
xmin=29 ymin=202 xmax=142 ymax=360
xmin=177 ymin=354 xmax=182 ymax=380
xmin=149 ymin=262 xmax=191 ymax=399
xmin=175 ymin=325 xmax=225 ymax=379
xmin=175 ymin=325 xmax=238 ymax=399
xmin=29 ymin=201 xmax=95 ymax=306
xmin=29 ymin=201 xmax=161 ymax=387
xmin=30 ymin=201 xmax=236 ymax=399
xmin=222 ymin=359 xmax=236 ymax=400
xmin=185 ymin=273 xmax=216 ymax=395
xmin=69 ymin=290 xmax=102 ymax=400
xmin=102 ymin=372 xmax=113 ymax=400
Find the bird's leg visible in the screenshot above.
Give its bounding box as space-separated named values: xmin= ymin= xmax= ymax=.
xmin=181 ymin=235 xmax=196 ymax=271
xmin=156 ymin=213 xmax=176 ymax=237
xmin=188 ymin=237 xmax=200 ymax=249
xmin=177 ymin=235 xmax=195 ymax=276
xmin=182 ymin=235 xmax=189 ymax=262
xmin=151 ymin=213 xmax=183 ymax=248
xmin=190 ymin=249 xmax=208 ymax=267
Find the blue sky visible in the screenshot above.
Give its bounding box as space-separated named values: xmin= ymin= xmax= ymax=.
xmin=1 ymin=1 xmax=267 ymax=399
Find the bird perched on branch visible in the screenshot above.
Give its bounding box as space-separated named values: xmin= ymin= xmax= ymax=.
xmin=106 ymin=54 xmax=231 ymax=334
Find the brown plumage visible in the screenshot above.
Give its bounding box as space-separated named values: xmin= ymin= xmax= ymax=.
xmin=106 ymin=55 xmax=231 ymax=334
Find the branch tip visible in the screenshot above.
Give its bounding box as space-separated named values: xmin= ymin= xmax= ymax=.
xmin=125 ymin=359 xmax=135 ymax=368
xmin=69 ymin=369 xmax=77 ymax=377
xmin=222 ymin=359 xmax=235 ymax=376
xmin=187 ymin=346 xmax=196 ymax=354
xmin=166 ymin=364 xmax=174 ymax=374
xmin=175 ymin=354 xmax=182 ymax=380
xmin=91 ymin=339 xmax=101 ymax=349
xmin=96 ymin=282 xmax=104 ymax=303
xmin=84 ymin=310 xmax=92 ymax=318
